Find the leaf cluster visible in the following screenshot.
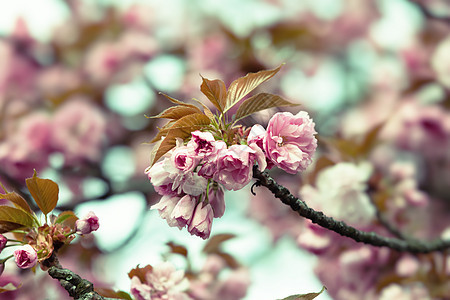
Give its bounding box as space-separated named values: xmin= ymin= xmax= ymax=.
xmin=0 ymin=170 xmax=77 ymax=236
xmin=148 ymin=64 xmax=299 ymax=166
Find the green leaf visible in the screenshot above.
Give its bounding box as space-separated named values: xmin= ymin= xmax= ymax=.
xmin=0 ymin=206 xmax=36 ymax=228
xmin=225 ymin=64 xmax=283 ymax=111
xmin=200 ymin=77 xmax=227 ymax=113
xmin=234 ymin=93 xmax=299 ymax=121
xmin=149 ymin=113 xmax=211 ymax=166
xmin=55 ymin=211 xmax=78 ymax=227
xmin=278 ymin=286 xmax=326 ymax=300
xmin=0 ymin=192 xmax=33 ymax=215
xmin=25 ymin=170 xmax=59 ymax=215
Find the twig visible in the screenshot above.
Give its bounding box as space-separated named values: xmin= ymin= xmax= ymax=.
xmin=410 ymin=0 xmax=450 ymax=24
xmin=252 ymin=167 xmax=450 ymax=253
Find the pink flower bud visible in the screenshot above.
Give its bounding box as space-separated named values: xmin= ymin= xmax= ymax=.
xmin=208 ymin=184 xmax=225 ymax=218
xmin=188 ymin=203 xmax=213 ymax=239
xmin=14 ymin=244 xmax=37 ymax=269
xmin=75 ymin=211 xmax=100 ymax=235
xmin=171 ymin=195 xmax=196 ymax=228
xmin=0 ymin=234 xmax=7 ymax=253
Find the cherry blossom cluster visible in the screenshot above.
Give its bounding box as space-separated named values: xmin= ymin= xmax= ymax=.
xmin=0 ymin=211 xmax=99 ymax=273
xmin=146 ymin=111 xmax=317 ymax=239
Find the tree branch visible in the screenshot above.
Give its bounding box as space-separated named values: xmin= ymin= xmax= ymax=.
xmin=252 ymin=167 xmax=450 ymax=253
xmin=43 ymin=243 xmax=105 ymax=300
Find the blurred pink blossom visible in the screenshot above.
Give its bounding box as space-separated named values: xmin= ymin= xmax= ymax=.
xmin=50 ymin=97 xmax=107 ymax=165
xmin=300 ymin=162 xmax=375 ymax=227
xmin=130 ymin=262 xmax=191 ymax=300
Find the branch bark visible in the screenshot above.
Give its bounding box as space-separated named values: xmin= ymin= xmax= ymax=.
xmin=43 ymin=243 xmax=105 ymax=300
xmin=252 ymin=167 xmax=450 ymax=253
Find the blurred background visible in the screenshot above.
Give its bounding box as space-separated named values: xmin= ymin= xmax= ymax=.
xmin=0 ymin=0 xmax=449 ymax=299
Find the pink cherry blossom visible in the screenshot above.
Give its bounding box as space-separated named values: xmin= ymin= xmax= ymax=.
xmin=171 ymin=194 xmax=197 ymax=229
xmin=151 ymin=195 xmax=181 ymax=228
xmin=171 ymin=145 xmax=198 ymax=173
xmin=188 ymin=203 xmax=214 ymax=239
xmin=187 ymin=130 xmax=216 ymax=157
xmin=214 ymin=145 xmax=256 ymax=191
xmin=13 ymin=244 xmax=37 ymax=269
xmin=264 ymin=111 xmax=317 ymax=174
xmin=75 ymin=211 xmax=100 ymax=235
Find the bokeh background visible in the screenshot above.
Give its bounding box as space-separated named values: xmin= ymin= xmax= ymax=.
xmin=0 ymin=0 xmax=449 ymax=299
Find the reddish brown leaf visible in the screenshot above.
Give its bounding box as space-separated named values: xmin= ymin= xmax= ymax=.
xmin=192 ymin=98 xmax=216 ymax=121
xmin=0 ymin=206 xmax=36 ymax=228
xmin=0 ymin=192 xmax=33 ymax=215
xmin=159 ymin=93 xmax=201 ymax=110
xmin=149 ymin=120 xmax=177 ymax=143
xmin=234 ymin=93 xmax=299 ymax=121
xmin=225 ymin=64 xmax=283 ymax=111
xmin=167 ymin=242 xmax=188 ymax=257
xmin=25 ymin=170 xmax=59 ymax=215
xmin=359 ymin=123 xmax=384 ymax=156
xmin=307 ymin=156 xmax=335 ymax=185
xmin=203 ymin=233 xmax=236 ymax=254
xmin=150 ymin=113 xmax=211 ymax=166
xmin=95 ymin=287 xmax=133 ymax=300
xmin=152 ymin=105 xmax=202 ymax=120
xmin=0 ymin=221 xmax=24 ymax=234
xmin=128 ymin=265 xmax=153 ymax=282
xmin=278 ymin=286 xmax=326 ymax=300
xmin=216 ymin=252 xmax=240 ymax=269
xmin=200 ymin=77 xmax=227 ymax=112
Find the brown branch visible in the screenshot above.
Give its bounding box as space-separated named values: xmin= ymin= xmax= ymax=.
xmin=43 ymin=242 xmax=105 ymax=300
xmin=410 ymin=0 xmax=450 ymax=24
xmin=252 ymin=167 xmax=450 ymax=253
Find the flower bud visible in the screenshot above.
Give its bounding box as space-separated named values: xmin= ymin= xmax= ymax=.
xmin=188 ymin=203 xmax=213 ymax=239
xmin=208 ymin=183 xmax=225 ymax=218
xmin=14 ymin=244 xmax=37 ymax=269
xmin=75 ymin=211 xmax=100 ymax=235
xmin=171 ymin=195 xmax=196 ymax=229
xmin=0 ymin=234 xmax=7 ymax=253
